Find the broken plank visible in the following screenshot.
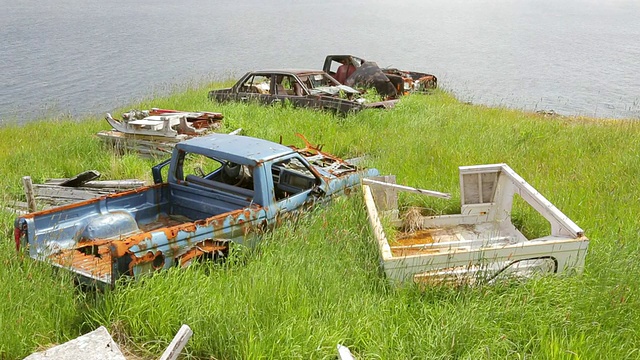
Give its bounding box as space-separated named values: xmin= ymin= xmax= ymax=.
xmin=363 ymin=178 xmax=451 ymax=199
xmin=337 ymin=344 xmax=355 ymax=360
xmin=22 ymin=176 xmax=37 ymax=212
xmin=81 ymin=180 xmax=145 ymax=189
xmin=34 ymin=185 xmax=113 ymax=205
xmin=58 ymin=170 xmax=101 ymax=187
xmin=159 ymin=324 xmax=193 ymax=360
xmin=2 ymin=205 xmax=28 ymax=215
xmin=45 ymin=180 xmax=144 ymax=189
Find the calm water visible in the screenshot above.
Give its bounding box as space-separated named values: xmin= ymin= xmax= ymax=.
xmin=1 ymin=0 xmax=639 ymax=123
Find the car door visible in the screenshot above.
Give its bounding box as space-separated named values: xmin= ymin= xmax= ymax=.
xmin=267 ymin=74 xmax=313 ymax=109
xmin=281 ymin=75 xmax=317 ymax=109
xmin=268 ymin=155 xmax=323 ymax=221
xmin=234 ymin=73 xmax=273 ymax=105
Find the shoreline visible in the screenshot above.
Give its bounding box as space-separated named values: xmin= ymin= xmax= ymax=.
xmin=1 ymin=87 xmax=640 ymax=359
xmin=2 ymin=81 xmax=639 ymax=125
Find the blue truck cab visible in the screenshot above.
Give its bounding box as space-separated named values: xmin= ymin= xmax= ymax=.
xmin=14 ymin=134 xmax=378 ymax=286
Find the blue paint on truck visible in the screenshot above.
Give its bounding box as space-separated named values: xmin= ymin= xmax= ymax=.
xmin=14 ymin=133 xmax=378 ymax=286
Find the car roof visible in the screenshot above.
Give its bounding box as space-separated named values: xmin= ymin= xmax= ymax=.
xmin=248 ymin=69 xmax=327 ymax=76
xmin=326 ymin=54 xmax=366 ymax=61
xmin=176 ymin=133 xmax=294 ymax=166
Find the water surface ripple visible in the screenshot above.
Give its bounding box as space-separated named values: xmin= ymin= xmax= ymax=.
xmin=1 ymin=0 xmax=639 ymax=123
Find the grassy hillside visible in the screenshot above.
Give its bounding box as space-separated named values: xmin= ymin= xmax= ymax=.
xmin=1 ymin=86 xmax=639 ymax=359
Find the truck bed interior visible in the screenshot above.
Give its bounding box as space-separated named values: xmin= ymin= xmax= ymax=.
xmin=363 ymin=164 xmax=589 ymax=285
xmin=38 ymin=182 xmax=257 ymax=285
xmin=389 ymin=222 xmax=519 ymax=257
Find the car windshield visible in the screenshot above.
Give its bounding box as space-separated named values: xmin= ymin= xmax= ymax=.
xmin=309 ymin=84 xmax=360 ymax=96
xmin=298 ymin=73 xmax=359 ymax=96
xmin=299 ymin=73 xmax=337 ymax=90
xmin=304 ymin=73 xmax=338 ymax=88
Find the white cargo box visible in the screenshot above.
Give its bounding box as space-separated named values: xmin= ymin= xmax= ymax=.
xmin=363 ymin=164 xmax=589 ymax=286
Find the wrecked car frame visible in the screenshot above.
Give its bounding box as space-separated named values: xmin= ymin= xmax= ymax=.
xmin=97 ymin=108 xmax=225 ymax=159
xmin=104 ymin=108 xmax=223 ymax=138
xmin=14 ymin=133 xmax=378 ymax=286
xmin=208 ymin=69 xmax=397 ymax=115
xmin=323 ymin=55 xmax=437 ymax=99
xmin=363 ymin=164 xmax=589 ymax=286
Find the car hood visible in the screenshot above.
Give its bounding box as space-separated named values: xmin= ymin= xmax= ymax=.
xmin=309 ymin=85 xmax=360 ymax=96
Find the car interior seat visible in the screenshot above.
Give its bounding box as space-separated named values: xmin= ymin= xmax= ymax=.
xmin=276 ymin=84 xmax=287 ymax=95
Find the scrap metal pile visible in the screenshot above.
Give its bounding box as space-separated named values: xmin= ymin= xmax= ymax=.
xmin=97 ymin=108 xmax=224 ymax=158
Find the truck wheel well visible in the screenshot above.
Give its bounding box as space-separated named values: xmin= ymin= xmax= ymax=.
xmin=177 ymin=240 xmax=229 ymax=267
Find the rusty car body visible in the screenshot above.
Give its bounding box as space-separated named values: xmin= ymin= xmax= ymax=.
xmin=14 ymin=133 xmax=379 ymax=286
xmin=323 ymin=55 xmax=437 ymax=99
xmin=363 ymin=164 xmax=589 ymax=286
xmin=104 ymin=108 xmax=223 ymax=138
xmin=208 ymin=69 xmax=397 ymax=114
xmin=97 ymin=108 xmax=225 ymax=158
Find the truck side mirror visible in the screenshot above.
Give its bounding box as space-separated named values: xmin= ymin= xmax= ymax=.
xmin=152 ymin=158 xmax=172 ymax=184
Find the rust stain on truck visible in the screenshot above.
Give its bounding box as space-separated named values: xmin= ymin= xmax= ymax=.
xmin=15 ymin=133 xmax=378 ymax=286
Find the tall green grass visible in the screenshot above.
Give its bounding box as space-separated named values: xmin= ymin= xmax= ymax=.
xmin=1 ymin=85 xmax=639 ymax=358
xmin=0 ymin=213 xmax=81 ymax=358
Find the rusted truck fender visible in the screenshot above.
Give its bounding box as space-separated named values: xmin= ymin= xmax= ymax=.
xmin=15 ymin=133 xmax=378 ymax=286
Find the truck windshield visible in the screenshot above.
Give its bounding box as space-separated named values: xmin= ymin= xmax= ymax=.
xmin=272 ymin=157 xmax=318 ymax=201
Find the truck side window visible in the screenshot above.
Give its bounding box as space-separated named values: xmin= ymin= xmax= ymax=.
xmin=179 ymin=153 xmax=223 ymax=180
xmin=271 ymin=158 xmax=317 ymax=201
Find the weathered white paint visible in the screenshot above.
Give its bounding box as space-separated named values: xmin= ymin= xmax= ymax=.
xmin=363 ymin=164 xmax=589 ymax=285
xmin=363 ymin=178 xmax=451 ymax=199
xmin=23 ymin=326 xmax=125 ymax=360
xmin=159 ymin=324 xmax=193 ymax=360
xmin=337 ymin=344 xmax=355 ymax=360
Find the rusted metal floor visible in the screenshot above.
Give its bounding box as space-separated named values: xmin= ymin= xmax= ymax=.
xmin=139 ymin=214 xmax=192 ymax=232
xmin=46 ymin=214 xmax=194 ymax=283
xmin=389 ymin=223 xmax=509 ymax=257
xmin=49 ymin=246 xmax=113 ymax=282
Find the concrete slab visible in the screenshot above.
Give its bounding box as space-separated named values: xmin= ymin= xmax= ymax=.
xmin=24 ymin=326 xmax=125 ymax=360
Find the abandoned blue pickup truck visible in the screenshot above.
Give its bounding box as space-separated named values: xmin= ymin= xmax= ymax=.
xmin=14 ymin=133 xmax=378 ymax=286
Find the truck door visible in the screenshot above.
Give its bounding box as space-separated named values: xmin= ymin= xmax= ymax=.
xmin=269 ymin=156 xmax=322 ymax=221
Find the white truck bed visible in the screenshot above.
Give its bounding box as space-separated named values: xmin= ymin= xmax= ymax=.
xmin=363 ymin=164 xmax=589 ymax=286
